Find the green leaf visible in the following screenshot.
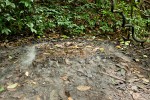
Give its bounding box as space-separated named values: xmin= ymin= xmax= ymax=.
xmin=31 ymin=28 xmax=37 ymax=33
xmin=0 ymin=86 xmax=5 ymax=92
xmin=5 ymin=0 xmax=11 ymax=6
xmin=5 ymin=0 xmax=15 ymax=8
xmin=27 ymin=22 xmax=34 ymax=28
xmin=61 ymin=35 xmax=69 ymax=39
xmin=10 ymin=3 xmax=15 ymax=8
xmin=25 ymin=2 xmax=29 ymax=7
xmin=26 ymin=22 xmax=37 ymax=33
xmin=1 ymin=4 xmax=5 ymax=7
xmin=6 ymin=16 xmax=15 ymax=21
xmin=2 ymin=28 xmax=11 ymax=35
xmin=19 ymin=1 xmax=30 ymax=7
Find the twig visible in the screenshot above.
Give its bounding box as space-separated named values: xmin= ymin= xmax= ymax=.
xmin=99 ymin=71 xmax=126 ymax=82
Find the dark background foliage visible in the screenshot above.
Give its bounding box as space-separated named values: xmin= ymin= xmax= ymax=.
xmin=0 ymin=0 xmax=149 ymax=41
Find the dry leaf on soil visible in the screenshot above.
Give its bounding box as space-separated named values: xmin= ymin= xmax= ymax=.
xmin=85 ymin=45 xmax=92 ymax=48
xmin=116 ymin=45 xmax=122 ymax=49
xmin=25 ymin=71 xmax=29 ymax=76
xmin=143 ymin=55 xmax=148 ymax=58
xmin=77 ymin=85 xmax=91 ymax=91
xmin=8 ymin=56 xmax=13 ymax=59
xmin=124 ymin=41 xmax=130 ymax=46
xmin=68 ymin=97 xmax=73 ymax=100
xmin=142 ymin=78 xmax=149 ymax=83
xmin=61 ymin=75 xmax=68 ymax=81
xmin=93 ymin=47 xmax=100 ymax=52
xmin=65 ymin=59 xmax=71 ymax=65
xmin=7 ymin=83 xmax=18 ymax=90
xmin=99 ymin=48 xmax=104 ymax=52
xmin=55 ymin=44 xmax=63 ymax=48
xmin=135 ymin=59 xmax=140 ymax=62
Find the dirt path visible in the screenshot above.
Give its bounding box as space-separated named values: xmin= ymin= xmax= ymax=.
xmin=0 ymin=39 xmax=150 ymax=100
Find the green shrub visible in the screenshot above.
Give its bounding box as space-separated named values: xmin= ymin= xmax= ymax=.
xmin=0 ymin=0 xmax=35 ymax=35
xmin=0 ymin=0 xmax=148 ymax=39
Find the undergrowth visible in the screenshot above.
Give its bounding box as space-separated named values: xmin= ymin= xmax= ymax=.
xmin=0 ymin=0 xmax=149 ymax=41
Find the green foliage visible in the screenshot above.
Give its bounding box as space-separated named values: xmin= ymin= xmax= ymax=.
xmin=0 ymin=85 xmax=4 ymax=92
xmin=0 ymin=0 xmax=34 ymax=35
xmin=0 ymin=0 xmax=149 ymax=39
xmin=114 ymin=0 xmax=149 ymax=38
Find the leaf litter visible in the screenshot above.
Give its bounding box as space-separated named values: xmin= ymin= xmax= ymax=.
xmin=0 ymin=39 xmax=150 ymax=100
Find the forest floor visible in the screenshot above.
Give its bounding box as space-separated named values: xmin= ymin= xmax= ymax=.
xmin=0 ymin=35 xmax=150 ymax=100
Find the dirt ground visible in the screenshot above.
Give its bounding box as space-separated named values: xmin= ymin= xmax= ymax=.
xmin=0 ymin=37 xmax=150 ymax=100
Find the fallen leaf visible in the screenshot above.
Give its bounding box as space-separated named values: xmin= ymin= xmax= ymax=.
xmin=92 ymin=36 xmax=96 ymax=39
xmin=93 ymin=47 xmax=100 ymax=52
xmin=61 ymin=35 xmax=69 ymax=39
xmin=68 ymin=97 xmax=73 ymax=100
xmin=7 ymin=83 xmax=18 ymax=89
xmin=69 ymin=45 xmax=79 ymax=49
xmin=64 ymin=42 xmax=73 ymax=46
xmin=142 ymin=78 xmax=149 ymax=83
xmin=61 ymin=75 xmax=68 ymax=81
xmin=77 ymin=85 xmax=91 ymax=91
xmin=85 ymin=45 xmax=92 ymax=48
xmin=116 ymin=45 xmax=122 ymax=49
xmin=36 ymin=95 xmax=41 ymax=100
xmin=65 ymin=59 xmax=71 ymax=65
xmin=32 ymin=81 xmax=37 ymax=85
xmin=124 ymin=41 xmax=130 ymax=46
xmin=99 ymin=48 xmax=104 ymax=52
xmin=143 ymin=55 xmax=148 ymax=58
xmin=25 ymin=71 xmax=29 ymax=76
xmin=37 ymin=36 xmax=41 ymax=38
xmin=8 ymin=56 xmax=13 ymax=59
xmin=120 ymin=41 xmax=124 ymax=44
xmin=135 ymin=59 xmax=140 ymax=62
xmin=55 ymin=44 xmax=63 ymax=48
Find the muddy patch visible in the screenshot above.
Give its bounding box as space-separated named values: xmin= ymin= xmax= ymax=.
xmin=0 ymin=40 xmax=150 ymax=100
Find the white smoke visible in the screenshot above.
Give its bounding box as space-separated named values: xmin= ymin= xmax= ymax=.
xmin=21 ymin=45 xmax=36 ymax=66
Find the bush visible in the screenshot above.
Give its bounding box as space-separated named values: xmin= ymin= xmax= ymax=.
xmin=0 ymin=0 xmax=149 ymax=39
xmin=0 ymin=0 xmax=35 ymax=35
